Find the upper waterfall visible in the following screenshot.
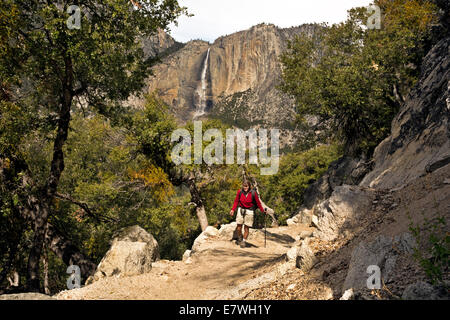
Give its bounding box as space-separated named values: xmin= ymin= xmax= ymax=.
xmin=193 ymin=48 xmax=210 ymax=119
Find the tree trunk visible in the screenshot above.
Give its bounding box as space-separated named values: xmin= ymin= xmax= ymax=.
xmin=187 ymin=172 xmax=209 ymax=231
xmin=43 ymin=249 xmax=50 ymax=295
xmin=26 ymin=197 xmax=50 ymax=292
xmin=18 ymin=189 xmax=97 ymax=286
xmin=44 ymin=223 xmax=97 ymax=283
xmin=26 ymin=55 xmax=74 ymax=291
xmin=195 ymin=206 xmax=209 ymax=232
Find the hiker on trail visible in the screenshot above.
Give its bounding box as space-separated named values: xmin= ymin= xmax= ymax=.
xmin=229 ymin=181 xmax=266 ymax=248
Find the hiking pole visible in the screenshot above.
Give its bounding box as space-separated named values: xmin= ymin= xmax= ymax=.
xmin=264 ymin=208 xmax=267 ymax=248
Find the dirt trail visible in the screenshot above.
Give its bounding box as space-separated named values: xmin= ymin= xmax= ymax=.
xmin=56 ymin=224 xmax=310 ymax=300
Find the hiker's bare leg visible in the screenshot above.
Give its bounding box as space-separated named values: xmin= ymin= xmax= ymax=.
xmin=243 ymin=225 xmax=249 ymax=240
xmin=236 ymin=224 xmax=243 ymax=240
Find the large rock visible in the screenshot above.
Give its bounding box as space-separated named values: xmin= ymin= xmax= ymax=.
xmin=218 ymin=222 xmax=238 ymax=239
xmin=303 ymin=156 xmax=373 ymax=209
xmin=87 ymin=226 xmax=159 ymax=284
xmin=360 ymin=37 xmax=450 ymax=189
xmin=288 ymin=207 xmax=314 ymax=226
xmin=343 ymin=233 xmax=416 ymax=292
xmin=191 ymin=226 xmax=219 ymax=253
xmin=312 ymin=185 xmax=375 ymax=241
xmin=402 ymin=281 xmax=450 ymax=300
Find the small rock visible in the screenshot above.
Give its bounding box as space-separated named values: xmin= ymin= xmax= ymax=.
xmin=286 ymin=218 xmax=296 ymax=226
xmin=298 ymin=230 xmax=314 ymax=240
xmin=340 ymin=288 xmax=354 ymax=300
xmin=182 ymin=250 xmax=191 ymax=262
xmin=218 ymin=222 xmax=236 ymax=234
xmin=203 ymin=226 xmax=219 ymax=237
xmin=286 ymin=246 xmax=298 ymax=262
xmin=278 ymin=262 xmax=296 ymax=276
xmin=286 ymin=284 xmax=296 ymax=291
xmin=390 ymin=203 xmax=398 ymax=209
xmin=323 ymin=288 xmax=334 ymax=300
xmin=296 ymin=241 xmax=317 ymax=271
xmin=311 ymin=215 xmax=319 ymax=228
xmin=444 ymin=179 xmax=450 ymax=184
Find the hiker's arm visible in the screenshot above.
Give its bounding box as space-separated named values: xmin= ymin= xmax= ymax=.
xmin=254 ymin=193 xmax=266 ymax=213
xmin=230 ymin=190 xmax=240 ymax=213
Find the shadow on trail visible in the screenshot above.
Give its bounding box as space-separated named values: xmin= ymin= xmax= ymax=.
xmin=261 ymin=230 xmax=296 ymax=245
xmin=190 ymin=247 xmax=286 ymax=285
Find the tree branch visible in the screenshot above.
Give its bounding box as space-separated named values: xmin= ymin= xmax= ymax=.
xmin=55 ymin=192 xmax=117 ymax=223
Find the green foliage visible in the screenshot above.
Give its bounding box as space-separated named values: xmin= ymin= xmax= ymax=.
xmin=200 ymin=164 xmax=243 ymax=226
xmin=57 ymin=95 xmax=187 ymax=261
xmin=0 ymin=0 xmax=187 ymax=291
xmin=137 ymin=201 xmax=199 ymax=260
xmin=279 ymin=0 xmax=439 ymax=155
xmin=130 ymin=93 xmax=178 ymax=172
xmin=409 ymin=214 xmax=449 ymax=286
xmin=264 ymin=144 xmax=342 ymax=224
xmin=210 ymin=90 xmax=261 ymax=129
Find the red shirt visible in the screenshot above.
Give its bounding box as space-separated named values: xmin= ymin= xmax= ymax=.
xmin=231 ymin=189 xmax=265 ymax=213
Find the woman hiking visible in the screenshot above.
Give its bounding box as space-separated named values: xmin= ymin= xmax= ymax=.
xmin=229 ymin=181 xmax=266 ymax=248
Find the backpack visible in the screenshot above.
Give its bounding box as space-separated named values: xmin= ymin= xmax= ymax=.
xmin=238 ymin=188 xmax=257 ymax=211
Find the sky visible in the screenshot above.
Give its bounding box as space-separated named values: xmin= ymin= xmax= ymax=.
xmin=169 ymin=0 xmax=374 ymax=43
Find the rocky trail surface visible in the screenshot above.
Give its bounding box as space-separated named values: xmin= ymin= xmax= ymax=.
xmin=55 ymin=223 xmax=334 ymax=300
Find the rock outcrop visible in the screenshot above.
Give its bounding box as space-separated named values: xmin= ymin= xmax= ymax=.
xmin=141 ymin=28 xmax=181 ymax=60
xmin=360 ymin=37 xmax=450 ymax=189
xmin=311 ymin=185 xmax=376 ymax=241
xmin=302 ymin=156 xmax=373 ymax=209
xmin=342 ymin=233 xmax=416 ymax=292
xmin=86 ymin=226 xmax=159 ymax=284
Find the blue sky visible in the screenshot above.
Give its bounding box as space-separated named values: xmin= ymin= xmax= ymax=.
xmin=169 ymin=0 xmax=374 ymax=43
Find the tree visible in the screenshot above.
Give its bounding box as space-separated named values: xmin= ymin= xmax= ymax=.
xmin=0 ymin=0 xmax=186 ymax=291
xmin=280 ymin=0 xmax=438 ymax=156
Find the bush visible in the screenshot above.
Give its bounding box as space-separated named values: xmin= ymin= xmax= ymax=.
xmin=409 ymin=215 xmax=449 ymax=285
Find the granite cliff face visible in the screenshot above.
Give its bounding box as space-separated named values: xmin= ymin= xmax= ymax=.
xmin=143 ymin=23 xmax=320 ymax=144
xmin=141 ymin=28 xmax=180 ymax=59
xmin=146 ymin=40 xmax=211 ymax=119
xmin=360 ymin=37 xmax=450 ymax=189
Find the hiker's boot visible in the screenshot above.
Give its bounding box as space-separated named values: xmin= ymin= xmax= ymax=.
xmin=237 ymin=233 xmax=243 ymax=245
xmin=240 ymin=239 xmax=246 ymax=248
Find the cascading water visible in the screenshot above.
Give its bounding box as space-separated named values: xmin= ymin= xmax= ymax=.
xmin=193 ymin=48 xmax=210 ymax=119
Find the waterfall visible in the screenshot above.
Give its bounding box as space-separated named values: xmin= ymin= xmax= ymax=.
xmin=193 ymin=48 xmax=210 ymax=119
